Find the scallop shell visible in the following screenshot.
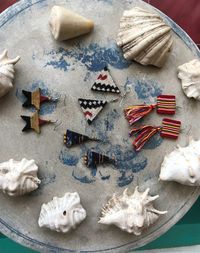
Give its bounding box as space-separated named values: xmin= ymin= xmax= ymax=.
xmin=178 ymin=59 xmax=200 ymax=100
xmin=0 ymin=158 xmax=41 ymax=196
xmin=159 ymin=139 xmax=200 ymax=186
xmin=0 ymin=49 xmax=20 ymax=98
xmin=99 ymin=187 xmax=167 ymax=235
xmin=38 ymin=192 xmax=86 ymax=233
xmin=116 ymin=7 xmax=173 ymax=68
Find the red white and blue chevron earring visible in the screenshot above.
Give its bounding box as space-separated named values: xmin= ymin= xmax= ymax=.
xmin=124 ymin=95 xmax=176 ymax=125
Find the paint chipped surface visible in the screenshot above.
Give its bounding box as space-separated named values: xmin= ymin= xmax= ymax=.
xmin=44 ymin=43 xmax=130 ymax=72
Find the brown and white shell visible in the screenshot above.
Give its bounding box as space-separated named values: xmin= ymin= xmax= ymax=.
xmin=0 ymin=49 xmax=20 ymax=98
xmin=38 ymin=192 xmax=86 ymax=233
xmin=0 ymin=158 xmax=41 ymax=196
xmin=116 ymin=7 xmax=173 ymax=68
xmin=99 ymin=187 xmax=167 ymax=235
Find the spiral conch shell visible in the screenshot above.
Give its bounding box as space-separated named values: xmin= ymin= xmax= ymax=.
xmin=0 ymin=158 xmax=41 ymax=196
xmin=99 ymin=187 xmax=167 ymax=235
xmin=38 ymin=192 xmax=86 ymax=233
xmin=178 ymin=59 xmax=200 ymax=100
xmin=159 ymin=139 xmax=200 ymax=186
xmin=116 ymin=7 xmax=173 ymax=68
xmin=0 ymin=49 xmax=20 ymax=98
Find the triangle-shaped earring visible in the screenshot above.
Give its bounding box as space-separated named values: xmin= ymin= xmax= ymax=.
xmin=83 ymin=150 xmax=116 ymax=167
xmin=64 ymin=129 xmax=99 ymax=147
xmin=91 ymin=66 xmax=120 ymax=94
xmin=78 ymin=98 xmax=107 ymax=124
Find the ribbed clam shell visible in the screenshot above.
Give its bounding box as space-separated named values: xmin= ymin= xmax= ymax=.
xmin=0 ymin=158 xmax=41 ymax=196
xmin=178 ymin=59 xmax=200 ymax=100
xmin=0 ymin=49 xmax=20 ymax=98
xmin=99 ymin=187 xmax=167 ymax=235
xmin=38 ymin=192 xmax=86 ymax=233
xmin=160 ymin=139 xmax=200 ymax=186
xmin=116 ymin=7 xmax=173 ymax=67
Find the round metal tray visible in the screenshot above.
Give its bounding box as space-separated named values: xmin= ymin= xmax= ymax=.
xmin=0 ymin=0 xmax=200 ymax=252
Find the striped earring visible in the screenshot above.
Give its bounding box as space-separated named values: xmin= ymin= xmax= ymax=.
xmin=129 ymin=118 xmax=181 ymax=151
xmin=124 ymin=95 xmax=176 ymax=125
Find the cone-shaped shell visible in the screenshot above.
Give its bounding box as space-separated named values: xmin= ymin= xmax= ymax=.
xmin=99 ymin=187 xmax=167 ymax=235
xmin=178 ymin=59 xmax=200 ymax=100
xmin=38 ymin=192 xmax=86 ymax=233
xmin=159 ymin=139 xmax=200 ymax=186
xmin=0 ymin=49 xmax=20 ymax=98
xmin=116 ymin=7 xmax=173 ymax=68
xmin=0 ymin=158 xmax=40 ymax=196
xmin=49 ymin=6 xmax=94 ymax=41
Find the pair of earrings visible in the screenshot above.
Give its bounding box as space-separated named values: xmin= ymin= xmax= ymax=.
xmin=124 ymin=95 xmax=181 ymax=151
xmin=63 ymin=129 xmax=116 ymax=168
xmin=78 ymin=67 xmax=121 ymax=125
xmin=21 ymin=88 xmax=58 ymax=134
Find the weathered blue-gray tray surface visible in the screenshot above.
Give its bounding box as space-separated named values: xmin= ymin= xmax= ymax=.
xmin=0 ymin=0 xmax=200 ymax=252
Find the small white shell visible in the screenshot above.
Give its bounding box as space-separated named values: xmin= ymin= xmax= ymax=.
xmin=159 ymin=139 xmax=200 ymax=186
xmin=178 ymin=59 xmax=200 ymax=100
xmin=116 ymin=7 xmax=173 ymax=68
xmin=49 ymin=6 xmax=94 ymax=41
xmin=38 ymin=192 xmax=86 ymax=233
xmin=0 ymin=158 xmax=41 ymax=196
xmin=99 ymin=187 xmax=167 ymax=235
xmin=0 ymin=49 xmax=20 ymax=98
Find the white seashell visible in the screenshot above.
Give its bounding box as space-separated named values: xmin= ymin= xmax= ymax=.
xmin=0 ymin=158 xmax=41 ymax=196
xmin=116 ymin=7 xmax=173 ymax=68
xmin=38 ymin=192 xmax=86 ymax=233
xmin=49 ymin=6 xmax=94 ymax=41
xmin=178 ymin=59 xmax=200 ymax=100
xmin=0 ymin=49 xmax=20 ymax=98
xmin=159 ymin=139 xmax=200 ymax=186
xmin=99 ymin=187 xmax=167 ymax=235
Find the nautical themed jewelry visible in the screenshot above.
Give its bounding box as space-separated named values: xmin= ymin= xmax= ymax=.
xmin=83 ymin=150 xmax=116 ymax=168
xmin=124 ymin=95 xmax=176 ymax=125
xmin=21 ymin=111 xmax=56 ymax=134
xmin=0 ymin=158 xmax=40 ymax=196
xmin=129 ymin=118 xmax=181 ymax=151
xmin=0 ymin=49 xmax=20 ymax=98
xmin=116 ymin=7 xmax=173 ymax=68
xmin=78 ymin=98 xmax=107 ymax=125
xmin=159 ymin=139 xmax=200 ymax=186
xmin=99 ymin=187 xmax=167 ymax=235
xmin=49 ymin=6 xmax=94 ymax=41
xmin=178 ymin=59 xmax=200 ymax=100
xmin=22 ymin=88 xmax=58 ymax=110
xmin=64 ymin=129 xmax=100 ymax=147
xmin=38 ymin=192 xmax=86 ymax=233
xmin=91 ymin=66 xmax=120 ymax=94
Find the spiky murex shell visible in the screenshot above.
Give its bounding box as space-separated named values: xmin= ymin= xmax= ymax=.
xmin=99 ymin=187 xmax=167 ymax=235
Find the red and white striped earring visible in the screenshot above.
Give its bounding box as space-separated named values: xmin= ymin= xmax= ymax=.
xmin=129 ymin=118 xmax=181 ymax=151
xmin=124 ymin=95 xmax=176 ymax=125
